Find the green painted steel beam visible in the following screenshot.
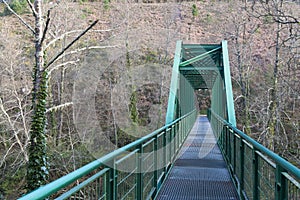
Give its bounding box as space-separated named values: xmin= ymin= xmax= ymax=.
xmin=222 ymin=40 xmax=236 ymax=126
xmin=179 ymin=46 xmax=221 ymax=67
xmin=179 ymin=67 xmax=221 ymax=71
xmin=182 ymin=44 xmax=220 ymax=49
xmin=183 ymin=50 xmax=220 ymax=55
xmin=182 ymin=74 xmax=216 ymax=78
xmin=183 ymin=51 xmax=219 ymax=56
xmin=165 ymin=41 xmax=182 ymax=124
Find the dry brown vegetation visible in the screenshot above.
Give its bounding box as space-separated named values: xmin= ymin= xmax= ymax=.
xmin=0 ymin=0 xmax=299 ymax=198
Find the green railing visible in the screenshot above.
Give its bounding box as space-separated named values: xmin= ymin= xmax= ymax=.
xmin=208 ymin=109 xmax=300 ymax=200
xmin=19 ymin=110 xmax=197 ymax=200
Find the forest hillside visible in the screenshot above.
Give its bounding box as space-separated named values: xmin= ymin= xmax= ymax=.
xmin=0 ymin=0 xmax=299 ymax=199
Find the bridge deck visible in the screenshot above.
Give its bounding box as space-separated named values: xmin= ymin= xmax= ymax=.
xmin=156 ymin=116 xmax=239 ymax=200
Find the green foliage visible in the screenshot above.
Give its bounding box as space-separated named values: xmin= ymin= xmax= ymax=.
xmin=103 ymin=0 xmax=110 ymax=11
xmin=27 ymin=70 xmax=49 ymax=192
xmin=129 ymin=90 xmax=139 ymax=124
xmin=192 ymin=4 xmax=199 ymax=17
xmin=115 ymin=127 xmax=136 ymax=146
xmin=0 ymin=165 xmax=26 ymax=199
xmin=82 ymin=7 xmax=94 ymax=15
xmin=145 ymin=50 xmax=157 ymax=63
xmin=126 ymin=43 xmax=131 ymax=69
xmin=263 ymin=15 xmax=273 ymax=24
xmin=79 ymin=0 xmax=88 ymax=4
xmin=205 ymin=13 xmax=213 ymax=23
xmin=3 ymin=0 xmax=28 ymax=15
xmin=80 ymin=8 xmax=94 ymax=19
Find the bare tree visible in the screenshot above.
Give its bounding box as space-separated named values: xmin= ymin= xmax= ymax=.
xmin=250 ymin=0 xmax=299 ymax=157
xmin=0 ymin=21 xmax=32 ymax=197
xmin=3 ymin=0 xmax=99 ymax=192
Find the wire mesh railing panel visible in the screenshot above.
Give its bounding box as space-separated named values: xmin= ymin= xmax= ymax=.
xmin=230 ymin=129 xmax=235 ymax=173
xmin=284 ymin=172 xmax=300 ymax=199
xmin=142 ymin=139 xmax=155 ymax=200
xmin=257 ymin=153 xmax=276 ymax=200
xmin=165 ymin=128 xmax=171 ymax=167
xmin=64 ymin=177 xmax=105 ymax=200
xmin=208 ymin=110 xmax=300 ymax=200
xmin=19 ymin=110 xmax=197 ymax=200
xmin=243 ymin=142 xmax=254 ymax=200
xmin=54 ymin=168 xmax=110 ymax=200
xmin=170 ymin=128 xmax=176 ymax=161
xmin=156 ymin=132 xmax=165 ymax=184
xmin=234 ymin=135 xmax=241 ymax=182
xmin=115 ymin=151 xmax=138 ymax=200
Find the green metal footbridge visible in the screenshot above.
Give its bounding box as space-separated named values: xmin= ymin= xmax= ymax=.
xmin=19 ymin=41 xmax=300 ymax=200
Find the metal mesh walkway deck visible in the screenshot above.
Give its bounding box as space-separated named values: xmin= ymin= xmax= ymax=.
xmin=156 ymin=116 xmax=239 ymax=200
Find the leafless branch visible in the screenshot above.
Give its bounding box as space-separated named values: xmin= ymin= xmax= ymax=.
xmin=47 ymin=45 xmax=120 ymax=64
xmin=45 ymin=20 xmax=99 ymax=69
xmin=41 ymin=10 xmax=51 ymax=46
xmin=0 ymin=98 xmax=28 ymax=161
xmin=46 ymin=102 xmax=73 ymax=113
xmin=25 ymin=0 xmax=37 ymax=17
xmin=48 ymin=59 xmax=80 ymax=75
xmin=2 ymin=0 xmax=35 ymax=35
xmin=45 ymin=28 xmax=114 ymax=50
xmin=0 ymin=141 xmax=17 ymax=167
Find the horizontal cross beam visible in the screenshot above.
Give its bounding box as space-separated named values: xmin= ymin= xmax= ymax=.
xmin=180 ymin=67 xmax=222 ymax=71
xmin=179 ymin=46 xmax=221 ymax=67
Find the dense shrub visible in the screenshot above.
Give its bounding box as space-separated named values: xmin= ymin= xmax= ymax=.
xmin=3 ymin=0 xmax=28 ymax=15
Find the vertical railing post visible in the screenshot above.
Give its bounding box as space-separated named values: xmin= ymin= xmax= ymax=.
xmin=106 ymin=166 xmax=114 ymax=200
xmin=253 ymin=149 xmax=259 ymax=200
xmin=240 ymin=138 xmax=245 ymax=198
xmin=169 ymin=125 xmax=173 ymax=163
xmin=275 ymin=165 xmax=288 ymax=200
xmin=163 ymin=130 xmax=167 ymax=174
xmin=137 ymin=144 xmax=143 ymax=200
xmin=110 ymin=158 xmax=117 ymax=200
xmin=174 ymin=122 xmax=178 ymax=154
xmin=154 ymin=135 xmax=158 ymax=195
xmin=222 ymin=125 xmax=226 ymax=154
xmin=176 ymin=121 xmax=185 ymax=145
xmin=174 ymin=121 xmax=177 ymax=157
xmin=226 ymin=126 xmax=230 ymax=163
xmin=233 ymin=132 xmax=237 ymax=175
xmin=219 ymin=123 xmax=223 ymax=151
xmin=228 ymin=128 xmax=232 ymax=168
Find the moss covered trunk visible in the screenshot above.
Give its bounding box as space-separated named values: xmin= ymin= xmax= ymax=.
xmin=26 ymin=0 xmax=49 ymax=192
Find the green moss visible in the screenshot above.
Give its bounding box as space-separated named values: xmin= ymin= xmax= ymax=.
xmin=192 ymin=4 xmax=199 ymax=17
xmin=27 ymin=69 xmax=49 ymax=192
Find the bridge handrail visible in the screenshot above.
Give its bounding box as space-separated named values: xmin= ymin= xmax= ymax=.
xmin=19 ymin=110 xmax=197 ymax=200
xmin=208 ymin=109 xmax=300 ymax=199
xmin=209 ymin=109 xmax=300 ymax=179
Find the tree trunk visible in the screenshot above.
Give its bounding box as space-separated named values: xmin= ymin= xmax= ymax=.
xmin=267 ymin=10 xmax=281 ymax=152
xmin=27 ymin=0 xmax=49 ymax=192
